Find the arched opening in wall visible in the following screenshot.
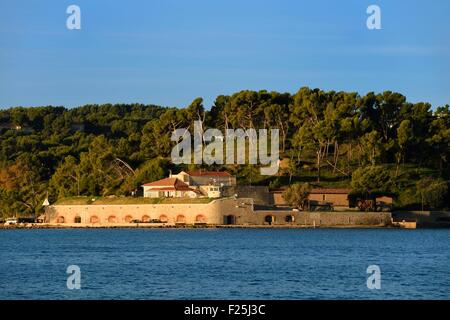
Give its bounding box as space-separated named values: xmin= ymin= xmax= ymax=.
xmin=176 ymin=215 xmax=186 ymax=224
xmin=195 ymin=214 xmax=206 ymax=224
xmin=74 ymin=216 xmax=81 ymax=223
xmin=159 ymin=215 xmax=168 ymax=223
xmin=90 ymin=216 xmax=99 ymax=224
xmin=224 ymin=215 xmax=236 ymax=225
xmin=107 ymin=215 xmax=117 ymax=223
xmin=285 ymin=215 xmax=295 ymax=223
xmin=141 ymin=215 xmax=150 ymax=223
xmin=264 ymin=215 xmax=275 ymax=225
xmin=56 ymin=216 xmax=65 ymax=223
xmin=124 ymin=215 xmax=133 ymax=223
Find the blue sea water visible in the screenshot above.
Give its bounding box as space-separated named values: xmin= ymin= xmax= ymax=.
xmin=0 ymin=229 xmax=449 ymax=300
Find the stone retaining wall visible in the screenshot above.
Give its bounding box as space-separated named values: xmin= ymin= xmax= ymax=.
xmin=46 ymin=198 xmax=392 ymax=227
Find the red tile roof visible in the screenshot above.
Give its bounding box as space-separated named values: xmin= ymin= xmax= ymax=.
xmin=146 ymin=187 xmax=177 ymax=191
xmin=142 ymin=178 xmax=192 ymax=191
xmin=187 ymin=171 xmax=231 ymax=177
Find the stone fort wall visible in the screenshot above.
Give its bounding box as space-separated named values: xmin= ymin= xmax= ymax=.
xmin=46 ymin=198 xmax=392 ymax=227
xmin=46 ymin=200 xmax=226 ymax=225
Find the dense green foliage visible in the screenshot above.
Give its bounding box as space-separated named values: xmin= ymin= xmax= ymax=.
xmin=283 ymin=183 xmax=311 ymax=210
xmin=0 ymin=87 xmax=449 ymax=216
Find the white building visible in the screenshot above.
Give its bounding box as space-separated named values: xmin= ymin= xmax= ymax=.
xmin=143 ymin=171 xmax=236 ymax=198
xmin=170 ymin=170 xmax=236 ymax=187
xmin=142 ymin=177 xmax=200 ymax=198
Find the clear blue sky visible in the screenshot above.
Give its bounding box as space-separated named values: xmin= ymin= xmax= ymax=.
xmin=1 ymin=0 xmax=449 ymax=109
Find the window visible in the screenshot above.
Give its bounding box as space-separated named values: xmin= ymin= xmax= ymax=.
xmin=265 ymin=215 xmax=274 ymax=224
xmin=90 ymin=216 xmax=99 ymax=224
xmin=176 ymin=215 xmax=186 ymax=223
xmin=285 ymin=215 xmax=295 ymax=223
xmin=195 ymin=215 xmax=206 ymax=223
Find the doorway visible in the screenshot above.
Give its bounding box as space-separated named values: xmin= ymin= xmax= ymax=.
xmin=224 ymin=215 xmax=236 ymax=225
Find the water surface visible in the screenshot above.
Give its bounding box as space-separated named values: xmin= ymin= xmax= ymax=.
xmin=0 ymin=229 xmax=449 ymax=299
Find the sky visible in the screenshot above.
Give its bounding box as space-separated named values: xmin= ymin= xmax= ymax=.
xmin=0 ymin=0 xmax=449 ymax=109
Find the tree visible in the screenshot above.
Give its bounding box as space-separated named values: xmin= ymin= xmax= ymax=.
xmin=327 ymin=91 xmax=358 ymax=175
xmin=427 ymin=106 xmax=450 ymax=173
xmin=416 ymin=177 xmax=448 ymax=210
xmin=400 ymin=102 xmax=432 ymax=164
xmin=359 ymin=91 xmax=406 ymax=143
xmin=359 ymin=130 xmax=383 ymax=166
xmin=395 ymin=120 xmax=413 ymax=176
xmin=76 ymin=136 xmax=127 ymax=196
xmin=237 ymin=164 xmax=260 ymax=186
xmin=351 ymin=166 xmax=394 ymax=211
xmin=49 ymin=155 xmax=81 ymax=197
xmin=185 ymin=97 xmax=205 ymax=123
xmin=351 ymin=166 xmax=393 ymax=197
xmin=207 ymin=95 xmax=230 ymax=131
xmin=283 ymin=183 xmax=311 ymax=210
xmin=120 ymin=158 xmax=168 ymax=195
xmin=0 ymin=158 xmax=46 ymax=216
xmin=225 ymin=90 xmax=268 ymax=129
xmin=290 ymin=87 xmax=330 ymax=182
xmin=140 ymin=108 xmax=187 ymax=159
